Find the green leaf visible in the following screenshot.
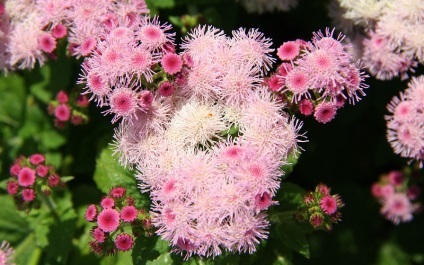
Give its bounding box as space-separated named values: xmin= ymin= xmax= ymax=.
xmin=0 ymin=73 xmax=26 ymax=125
xmin=14 ymin=233 xmax=42 ymax=265
xmin=377 ymin=243 xmax=411 ymax=265
xmin=150 ymin=253 xmax=173 ymax=265
xmin=29 ymin=65 xmax=53 ymax=103
xmin=0 ymin=195 xmax=30 ymax=244
xmin=276 ymin=223 xmax=310 ymax=259
xmin=281 ymin=154 xmax=299 ymax=177
xmin=146 ymin=0 xmax=175 ymax=9
xmin=93 ymin=147 xmax=150 ymax=208
xmin=41 ymin=130 xmax=67 ymax=149
xmin=132 ymin=235 xmax=171 ymax=265
xmin=277 ymin=182 xmax=306 ymax=211
xmin=101 ymin=251 xmax=133 ymax=265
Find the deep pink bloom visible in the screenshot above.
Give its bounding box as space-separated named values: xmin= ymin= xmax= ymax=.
xmin=277 ymin=41 xmax=300 ymax=61
xmin=158 ymin=81 xmax=175 ymax=97
xmin=29 ymin=154 xmax=45 ymax=165
xmin=267 ymin=75 xmax=283 ymax=92
xmin=255 ymin=192 xmax=273 ymax=211
xmin=314 ymin=102 xmax=337 ymax=124
xmin=371 ymin=183 xmax=383 ymax=198
xmin=10 ymin=164 xmax=21 ymax=177
xmin=115 ymin=233 xmax=134 ymax=251
xmin=56 ymin=91 xmax=69 ymax=104
xmin=86 ymin=204 xmax=98 ymax=222
xmin=121 ymin=205 xmax=138 ymax=222
xmin=109 ymin=187 xmax=126 ymax=198
xmin=407 ymin=185 xmax=421 ymax=200
xmin=161 ymin=53 xmax=183 ymax=74
xmin=299 ymin=99 xmax=314 ymax=116
xmin=101 ymin=197 xmax=115 ymax=209
xmin=388 ymin=171 xmax=404 ymax=186
xmin=38 ymin=33 xmax=57 ymax=53
xmin=91 ymin=227 xmax=106 ymax=243
xmin=52 ymin=24 xmax=67 ymax=39
xmin=320 ymin=195 xmax=337 ymax=215
xmin=80 ymin=37 xmax=96 ymax=57
xmin=7 ymin=181 xmax=19 ymax=195
xmin=55 ymin=104 xmax=71 ymax=122
xmin=98 ymin=208 xmax=120 ymax=232
xmin=47 ymin=174 xmax=60 ymax=187
xmin=18 ymin=167 xmax=36 ymax=187
xmin=22 ymin=189 xmax=36 ymax=202
xmin=36 ymin=165 xmax=49 ymax=177
xmin=76 ymin=95 xmax=90 ymax=108
xmin=139 ymin=90 xmax=153 ymax=109
xmin=0 ymin=3 xmax=4 ymax=16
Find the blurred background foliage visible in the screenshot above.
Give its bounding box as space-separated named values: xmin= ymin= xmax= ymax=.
xmin=0 ymin=0 xmax=423 ymax=264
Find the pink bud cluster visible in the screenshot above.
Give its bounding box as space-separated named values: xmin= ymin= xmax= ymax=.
xmin=269 ymin=28 xmax=368 ymax=124
xmin=385 ymin=75 xmax=424 ymax=167
xmin=85 ymin=187 xmax=151 ymax=256
xmin=371 ymin=170 xmax=421 ymax=225
xmin=298 ymin=183 xmax=344 ymax=231
xmin=0 ymin=0 xmax=149 ymax=72
xmin=47 ymin=90 xmax=89 ymax=129
xmin=7 ymin=153 xmax=64 ymax=211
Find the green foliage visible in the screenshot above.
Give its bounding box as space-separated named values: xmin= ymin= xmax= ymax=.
xmin=93 ymin=147 xmax=150 ymax=208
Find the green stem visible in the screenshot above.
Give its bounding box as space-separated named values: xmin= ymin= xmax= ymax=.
xmin=40 ymin=193 xmax=60 ymax=221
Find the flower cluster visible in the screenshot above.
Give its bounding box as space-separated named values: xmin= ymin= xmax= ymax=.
xmin=7 ymin=153 xmax=65 ymax=211
xmin=333 ymin=0 xmax=423 ymax=80
xmin=85 ymin=187 xmax=151 ymax=256
xmin=0 ymin=240 xmax=15 ymax=265
xmin=47 ymin=90 xmax=89 ymax=128
xmin=0 ymin=0 xmax=149 ymax=71
xmin=385 ymin=75 xmax=424 ymax=166
xmin=297 ymin=183 xmax=344 ymax=231
xmin=272 ymin=28 xmax=368 ymax=123
xmin=371 ymin=170 xmax=421 ymax=224
xmin=235 ymin=0 xmax=299 ymax=14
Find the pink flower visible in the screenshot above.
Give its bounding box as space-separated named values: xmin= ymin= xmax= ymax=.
xmin=316 ymin=183 xmax=330 ymax=195
xmin=29 ymin=154 xmax=45 ymax=165
xmin=98 ymin=209 xmax=120 ymax=232
xmin=320 ymin=195 xmax=337 ymax=215
xmin=388 ymin=171 xmax=404 ymax=186
xmin=310 ymin=213 xmax=324 ymax=228
xmin=380 ymin=193 xmax=414 ymax=224
xmin=101 ymin=197 xmax=115 ymax=209
xmin=108 ymin=87 xmax=138 ymax=122
xmin=55 ymin=104 xmax=71 ymax=122
xmin=161 ymin=53 xmax=183 ymax=74
xmin=139 ymin=90 xmax=153 ymax=109
xmin=407 ymin=185 xmax=421 ymax=200
xmin=51 ymin=24 xmax=67 ymax=39
xmin=267 ymin=75 xmax=283 ymax=92
xmin=76 ymin=95 xmax=90 ymax=108
xmin=299 ymin=99 xmax=314 ymax=116
xmin=115 ymin=233 xmax=134 ymax=251
xmin=314 ymin=102 xmax=337 ymax=124
xmin=381 ymin=184 xmax=395 ymax=200
xmin=109 ymin=187 xmax=126 ymax=198
xmin=277 ymin=41 xmax=300 ymax=61
xmin=371 ymin=183 xmax=383 ymax=198
xmin=80 ymin=37 xmax=96 ymax=57
xmin=18 ymin=167 xmax=36 ymax=187
xmin=56 ymin=91 xmax=69 ymax=104
xmin=255 ymin=192 xmax=273 ymax=211
xmin=7 ymin=181 xmax=19 ymax=195
xmin=47 ymin=174 xmax=60 ymax=187
xmin=9 ymin=163 xmax=21 ymax=177
xmin=22 ymin=189 xmax=36 ymax=202
xmin=91 ymin=227 xmax=106 ymax=243
xmin=86 ymin=204 xmax=98 ymax=222
xmin=36 ymin=165 xmax=49 ymax=178
xmin=121 ymin=205 xmax=138 ymax=222
xmin=284 ymin=68 xmax=310 ymax=101
xmin=38 ymin=33 xmax=56 ymax=53
xmin=158 ymin=81 xmax=175 ymax=97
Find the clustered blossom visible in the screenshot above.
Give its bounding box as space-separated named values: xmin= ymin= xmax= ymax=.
xmin=235 ymin=0 xmax=299 ymax=14
xmin=272 ymin=28 xmax=368 ymax=123
xmin=7 ymin=153 xmax=64 ymax=211
xmin=0 ymin=240 xmax=15 ymax=265
xmin=0 ymin=0 xmax=149 ymax=71
xmin=47 ymin=90 xmax=89 ymax=128
xmin=385 ymin=76 xmax=424 ymax=166
xmin=333 ymin=0 xmax=423 ymax=80
xmin=86 ymin=187 xmax=151 ymax=256
xmin=297 ymin=183 xmax=344 ymax=231
xmin=371 ymin=170 xmax=421 ymax=224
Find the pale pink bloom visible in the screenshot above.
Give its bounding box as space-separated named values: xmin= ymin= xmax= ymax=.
xmin=137 ymin=16 xmax=175 ymax=52
xmin=18 ymin=167 xmax=36 ymax=187
xmin=129 ymin=47 xmax=154 ymax=82
xmin=380 ymin=184 xmax=395 ymax=200
xmin=380 ymin=193 xmax=414 ymax=224
xmin=161 ymin=53 xmax=182 ymax=74
xmin=79 ymin=65 xmax=111 ymax=106
xmin=277 ymin=41 xmax=300 ymax=61
xmin=314 ymin=102 xmax=337 ymax=124
xmin=106 ymin=86 xmax=138 ymax=123
xmin=284 ymin=68 xmax=310 ymax=101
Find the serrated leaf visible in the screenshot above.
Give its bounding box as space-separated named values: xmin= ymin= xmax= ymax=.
xmin=276 ymin=223 xmax=310 ymax=259
xmin=0 ymin=195 xmax=30 ymax=244
xmin=132 ymin=235 xmax=171 ymax=265
xmin=93 ymin=147 xmax=150 ymax=208
xmin=14 ymin=233 xmax=42 ymax=265
xmin=102 ymin=251 xmax=133 ymax=265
